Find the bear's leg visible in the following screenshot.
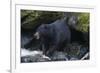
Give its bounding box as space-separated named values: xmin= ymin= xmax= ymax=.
xmin=42 ymin=43 xmax=49 ymax=55
xmin=46 ymin=44 xmax=59 ymax=56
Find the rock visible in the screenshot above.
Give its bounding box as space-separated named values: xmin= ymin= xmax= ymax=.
xmin=50 ymin=51 xmax=68 ymax=61
xmin=69 ymin=56 xmax=79 ymax=60
xmin=78 ymin=47 xmax=89 ymax=59
xmin=65 ymin=43 xmax=81 ymax=54
xmin=81 ymin=52 xmax=89 ymax=60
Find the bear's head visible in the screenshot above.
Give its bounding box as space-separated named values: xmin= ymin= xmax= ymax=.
xmin=68 ymin=16 xmax=78 ymax=29
xmin=34 ymin=24 xmax=50 ymax=40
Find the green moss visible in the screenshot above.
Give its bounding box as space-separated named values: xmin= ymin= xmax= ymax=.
xmin=77 ymin=13 xmax=89 ymax=32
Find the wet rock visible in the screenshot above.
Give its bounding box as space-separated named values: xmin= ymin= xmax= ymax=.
xmin=69 ymin=56 xmax=79 ymax=60
xmin=65 ymin=43 xmax=81 ymax=54
xmin=21 ymin=54 xmax=51 ymax=62
xmin=81 ymin=52 xmax=89 ymax=60
xmin=50 ymin=51 xmax=68 ymax=61
xmin=78 ymin=47 xmax=89 ymax=59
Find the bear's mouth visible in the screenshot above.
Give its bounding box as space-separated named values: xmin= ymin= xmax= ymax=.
xmin=34 ymin=32 xmax=40 ymax=40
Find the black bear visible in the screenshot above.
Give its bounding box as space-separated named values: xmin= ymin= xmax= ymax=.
xmin=34 ymin=18 xmax=71 ymax=56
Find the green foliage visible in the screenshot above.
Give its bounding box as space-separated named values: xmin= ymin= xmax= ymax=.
xmin=21 ymin=10 xmax=63 ymax=29
xmin=77 ymin=13 xmax=89 ymax=32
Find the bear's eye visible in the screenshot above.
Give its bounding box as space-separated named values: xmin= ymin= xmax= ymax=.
xmin=41 ymin=24 xmax=48 ymax=29
xmin=44 ymin=25 xmax=48 ymax=29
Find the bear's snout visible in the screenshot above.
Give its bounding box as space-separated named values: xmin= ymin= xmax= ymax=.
xmin=34 ymin=32 xmax=40 ymax=39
